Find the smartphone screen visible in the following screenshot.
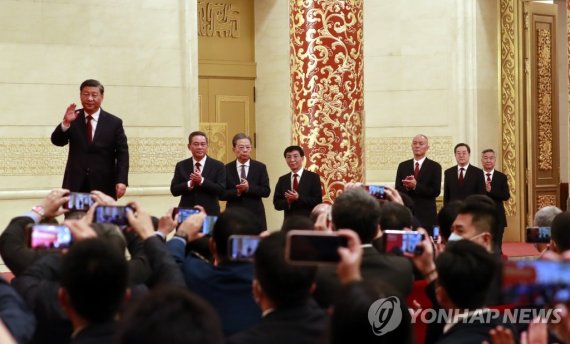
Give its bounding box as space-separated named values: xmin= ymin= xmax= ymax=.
xmin=93 ymin=205 xmax=131 ymax=227
xmin=503 ymin=260 xmax=570 ymax=305
xmin=285 ymin=230 xmax=348 ymax=265
xmin=228 ymin=235 xmax=261 ymax=262
xmin=201 ymin=215 xmax=218 ymax=235
xmin=384 ymin=230 xmax=424 ymax=255
xmin=525 ymin=226 xmax=551 ymax=243
xmin=28 ymin=225 xmax=72 ymax=249
xmin=432 ymin=226 xmax=440 ymax=242
xmin=173 ymin=208 xmax=200 ymax=224
xmin=64 ymin=192 xmax=93 ymax=211
xmin=365 ymin=185 xmax=385 ymax=199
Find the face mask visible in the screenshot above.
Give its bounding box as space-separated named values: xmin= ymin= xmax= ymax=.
xmin=447 ymin=232 xmax=463 ymax=242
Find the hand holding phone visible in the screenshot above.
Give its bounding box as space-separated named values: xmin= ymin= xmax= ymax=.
xmin=228 ymin=235 xmax=261 ymax=262
xmin=27 ymin=224 xmax=73 ymax=250
xmin=526 ymin=227 xmax=551 ymax=243
xmin=93 ymin=205 xmax=132 ymax=228
xmin=383 ymin=230 xmax=424 ymax=255
xmin=63 ymin=192 xmax=94 ymax=211
xmin=364 ymin=185 xmax=385 ymax=200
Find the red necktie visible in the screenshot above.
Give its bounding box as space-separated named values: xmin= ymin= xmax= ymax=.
xmin=86 ymin=115 xmax=93 ymax=144
xmin=293 ymin=173 xmax=299 ymax=191
xmin=414 ymin=162 xmax=420 ymax=179
xmin=486 ymin=173 xmax=491 ymax=183
xmin=459 ymin=168 xmax=465 ymax=184
xmin=195 ymin=162 xmax=201 ymax=173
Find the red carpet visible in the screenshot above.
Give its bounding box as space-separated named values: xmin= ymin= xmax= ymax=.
xmin=502 ymin=241 xmax=540 ymax=259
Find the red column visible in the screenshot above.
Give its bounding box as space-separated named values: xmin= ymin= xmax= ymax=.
xmin=289 ymin=0 xmax=364 ymax=203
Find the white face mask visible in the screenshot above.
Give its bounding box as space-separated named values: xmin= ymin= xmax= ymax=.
xmin=447 ymin=232 xmax=463 ymax=242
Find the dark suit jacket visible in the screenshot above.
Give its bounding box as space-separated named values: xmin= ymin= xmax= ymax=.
xmin=51 ymin=109 xmax=129 ymax=199
xmin=443 ymin=165 xmax=486 ymax=205
xmin=314 ymin=246 xmax=414 ymax=308
xmin=168 ymin=238 xmax=261 ymax=336
xmin=273 ymin=170 xmax=322 ymax=220
xmin=227 ymin=299 xmax=327 ymax=344
xmin=485 ymin=170 xmax=510 ymax=227
xmin=0 ymin=277 xmax=36 ymax=344
xmin=170 ymin=156 xmax=226 ymax=215
xmin=222 ymin=160 xmax=271 ymax=229
xmin=435 ymin=311 xmax=517 ymax=344
xmin=395 ymin=158 xmax=442 ymax=228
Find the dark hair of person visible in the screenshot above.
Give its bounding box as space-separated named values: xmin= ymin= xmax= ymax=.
xmin=60 ymin=238 xmax=128 ymax=323
xmin=454 ymin=143 xmax=471 ymax=154
xmin=436 ymin=240 xmax=499 ymax=309
xmin=551 ymin=211 xmax=570 ymax=252
xmin=117 ymin=287 xmax=224 ymax=344
xmin=80 ymin=79 xmax=104 ymax=94
xmin=437 ymin=201 xmax=464 ymax=241
xmin=461 ymin=196 xmax=498 ymax=238
xmin=331 ymin=281 xmax=413 ymax=344
xmin=231 ymin=133 xmax=252 ymax=147
xmin=481 ymin=148 xmax=495 ymax=155
xmin=283 ymin=145 xmax=305 ymax=158
xmin=379 ymin=202 xmax=413 ymax=230
xmin=212 ymin=207 xmax=261 ymax=263
xmin=332 ymin=188 xmax=380 ymax=244
xmin=281 ymin=215 xmax=314 ymax=233
xmin=254 ymin=232 xmax=316 ymax=308
xmin=188 ymin=131 xmax=208 ymax=144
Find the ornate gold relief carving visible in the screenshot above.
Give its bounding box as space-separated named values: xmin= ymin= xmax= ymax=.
xmin=537 ymin=194 xmax=556 ymax=209
xmin=500 ymin=0 xmax=518 ymax=217
xmin=200 ymin=122 xmax=227 ymax=162
xmin=536 ymin=28 xmax=554 ymax=171
xmin=198 ymin=2 xmax=240 ymax=38
xmin=0 ymin=137 xmax=187 ymax=176
xmin=365 ymin=137 xmax=454 ymax=171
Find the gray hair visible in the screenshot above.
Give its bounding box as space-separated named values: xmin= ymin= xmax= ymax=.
xmin=533 ymin=206 xmax=563 ymax=227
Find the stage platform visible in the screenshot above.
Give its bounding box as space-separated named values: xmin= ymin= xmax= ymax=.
xmin=502 ymin=241 xmax=541 ymax=260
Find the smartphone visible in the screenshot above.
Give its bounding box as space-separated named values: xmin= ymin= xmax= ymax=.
xmin=383 ymin=230 xmax=424 ymax=255
xmin=27 ymin=224 xmax=72 ymax=249
xmin=432 ymin=226 xmax=440 ymax=242
xmin=365 ymin=185 xmax=386 ymax=199
xmin=173 ymin=207 xmax=200 ymax=224
xmin=93 ymin=205 xmax=131 ymax=227
xmin=525 ymin=226 xmax=551 ymax=243
xmin=285 ymin=230 xmax=348 ymax=265
xmin=503 ymin=260 xmax=570 ymax=305
xmin=63 ymin=192 xmax=93 ymax=211
xmin=228 ymin=235 xmax=261 ymax=262
xmin=201 ymin=215 xmax=218 ymax=235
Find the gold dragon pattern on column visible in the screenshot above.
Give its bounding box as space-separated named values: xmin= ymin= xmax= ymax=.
xmin=289 ymin=0 xmax=364 ymax=203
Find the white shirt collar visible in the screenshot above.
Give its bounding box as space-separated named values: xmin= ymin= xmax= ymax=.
xmin=85 ymin=108 xmax=101 ymax=121
xmin=458 ymin=164 xmax=470 ymax=172
xmin=292 ymin=168 xmax=304 ymax=178
xmin=193 ymin=155 xmax=207 ymax=166
xmin=414 ymin=157 xmax=427 ymax=167
xmin=237 ymin=159 xmax=250 ymax=168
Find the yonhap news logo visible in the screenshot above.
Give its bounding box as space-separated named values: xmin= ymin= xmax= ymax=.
xmin=367 ymin=296 xmax=403 ymax=336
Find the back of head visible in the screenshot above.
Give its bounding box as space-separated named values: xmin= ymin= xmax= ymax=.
xmin=254 ymin=232 xmax=317 ymax=308
xmin=60 ymin=238 xmax=128 ymax=323
xmin=534 ymin=206 xmax=562 ymax=227
xmin=91 ymin=223 xmax=127 ymax=253
xmin=332 ymin=188 xmax=380 ymax=243
xmin=212 ymin=207 xmax=261 ymax=262
xmin=551 ymin=211 xmax=570 ymax=252
xmin=437 ymin=201 xmax=464 ymax=241
xmin=281 ymin=215 xmax=314 ymax=232
xmin=379 ymin=202 xmax=413 ymax=230
xmin=117 ymin=287 xmax=224 ymax=344
xmin=436 ymin=240 xmax=499 ymax=309
xmin=458 ymin=198 xmax=497 ymax=237
xmin=310 ymin=203 xmax=332 ymax=223
xmin=331 ymin=281 xmax=412 ymax=344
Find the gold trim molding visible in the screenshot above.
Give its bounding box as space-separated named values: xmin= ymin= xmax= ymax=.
xmin=199 ymin=122 xmax=227 ymax=162
xmin=198 ymin=2 xmax=240 ymax=38
xmin=536 ymin=28 xmax=554 ymax=171
xmin=365 ymin=136 xmax=454 ymax=171
xmin=537 ymin=194 xmax=556 ymax=209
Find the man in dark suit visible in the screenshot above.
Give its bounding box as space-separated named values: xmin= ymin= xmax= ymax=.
xmin=443 ymin=143 xmax=485 ymax=205
xmin=395 ymin=134 xmax=442 ymax=231
xmin=170 ymin=131 xmax=225 ymax=216
xmin=222 ymin=133 xmax=271 ymax=229
xmin=51 ymin=79 xmax=129 ymax=200
xmin=314 ymin=188 xmax=414 ymax=308
xmin=481 ymin=149 xmax=510 ymax=255
xmin=273 ymin=146 xmax=322 ymax=222
xmin=227 ymin=232 xmax=327 ymax=344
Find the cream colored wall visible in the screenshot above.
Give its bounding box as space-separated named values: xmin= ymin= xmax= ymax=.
xmin=0 ymin=0 xmax=199 ymax=270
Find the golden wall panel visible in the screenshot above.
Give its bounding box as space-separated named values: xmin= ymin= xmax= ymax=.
xmin=0 ymin=137 xmax=187 ymax=176
xmin=536 ymin=28 xmax=554 ymax=171
xmin=500 ymin=0 xmax=518 ymax=217
xmin=537 ymin=194 xmax=556 ymax=209
xmin=200 ymin=122 xmax=227 ymax=162
xmin=365 ymin=136 xmax=454 ymax=171
xmin=198 ymin=2 xmax=240 ymax=38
